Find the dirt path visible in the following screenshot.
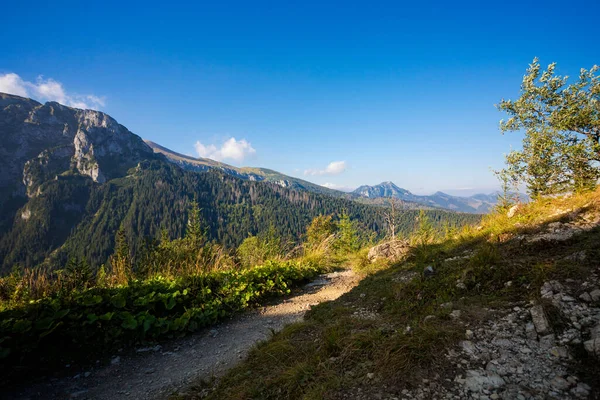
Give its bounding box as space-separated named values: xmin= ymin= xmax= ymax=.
xmin=8 ymin=270 xmax=359 ymax=400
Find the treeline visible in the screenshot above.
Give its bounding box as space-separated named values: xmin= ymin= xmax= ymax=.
xmin=0 ymin=160 xmax=480 ymax=272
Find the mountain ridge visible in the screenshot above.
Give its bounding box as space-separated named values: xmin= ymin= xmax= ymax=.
xmin=351 ymin=181 xmax=520 ymax=213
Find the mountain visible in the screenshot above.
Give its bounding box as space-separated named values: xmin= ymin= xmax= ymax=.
xmin=145 ymin=145 xmax=432 ymax=210
xmin=354 ymin=181 xmax=414 ymax=200
xmin=145 ymin=140 xmax=343 ymax=197
xmin=0 ymin=93 xmax=480 ymax=271
xmin=352 ymin=182 xmax=521 ymax=213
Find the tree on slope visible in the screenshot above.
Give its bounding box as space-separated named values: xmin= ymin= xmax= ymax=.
xmin=497 ymin=58 xmax=600 ymax=195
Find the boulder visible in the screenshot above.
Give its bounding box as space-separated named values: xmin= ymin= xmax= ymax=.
xmin=367 ymin=239 xmax=411 ymax=263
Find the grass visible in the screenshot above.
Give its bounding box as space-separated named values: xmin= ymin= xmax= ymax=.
xmin=178 ymin=188 xmax=600 ymax=399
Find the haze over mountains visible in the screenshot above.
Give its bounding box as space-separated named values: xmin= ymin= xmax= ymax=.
xmin=352 ymin=181 xmax=520 ymax=213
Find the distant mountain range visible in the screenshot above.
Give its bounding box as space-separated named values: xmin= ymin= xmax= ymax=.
xmin=352 ymin=181 xmax=526 ymax=213
xmin=146 ymin=143 xmax=519 ymax=214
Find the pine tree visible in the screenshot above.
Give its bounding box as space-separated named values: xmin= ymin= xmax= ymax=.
xmin=186 ymin=199 xmax=206 ymax=248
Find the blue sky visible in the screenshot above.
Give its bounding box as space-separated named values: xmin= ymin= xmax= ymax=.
xmin=1 ymin=0 xmax=599 ymax=195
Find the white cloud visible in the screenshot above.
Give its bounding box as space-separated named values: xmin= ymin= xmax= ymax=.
xmin=321 ymin=182 xmax=354 ymax=192
xmin=304 ymin=161 xmax=347 ymax=176
xmin=194 ymin=137 xmax=256 ymax=163
xmin=0 ymin=73 xmax=105 ymax=110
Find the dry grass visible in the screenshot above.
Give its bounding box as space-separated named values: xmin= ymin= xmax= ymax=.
xmin=179 ymin=188 xmax=600 ymax=400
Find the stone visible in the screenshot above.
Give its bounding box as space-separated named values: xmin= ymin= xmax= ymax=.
xmin=366 ymin=372 xmax=375 ymax=379
xmin=424 ymin=266 xmax=435 ymax=277
xmin=466 ymin=329 xmax=474 ymax=340
xmin=590 ymin=289 xmax=600 ymax=302
xmin=579 ymin=292 xmax=592 ymax=302
xmin=539 ymin=334 xmax=555 ymax=349
xmin=507 ymin=204 xmax=523 ymax=218
xmin=464 ymin=370 xmax=505 ymax=392
xmin=583 ymin=339 xmax=600 ymax=358
xmin=450 ymin=310 xmax=462 ymax=319
xmin=460 ymin=340 xmax=477 ymax=355
xmin=367 ymin=239 xmax=411 ymax=262
xmin=110 ymin=356 xmax=120 ymax=365
xmin=424 ymin=315 xmax=436 ymax=322
xmin=525 ymin=322 xmax=537 ymax=339
xmin=530 ymin=305 xmax=551 ymax=335
xmin=550 ymin=376 xmax=570 ymax=391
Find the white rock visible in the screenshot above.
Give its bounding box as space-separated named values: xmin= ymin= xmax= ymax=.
xmin=530 ymin=305 xmax=551 ymax=335
xmin=460 ymin=340 xmax=477 ymax=355
xmin=507 ymin=204 xmax=522 ymax=218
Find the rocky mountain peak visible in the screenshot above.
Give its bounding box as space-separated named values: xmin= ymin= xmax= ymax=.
xmin=0 ymin=92 xmax=154 ymax=198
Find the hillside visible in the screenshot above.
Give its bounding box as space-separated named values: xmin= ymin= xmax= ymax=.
xmin=0 ymin=93 xmax=480 ymax=271
xmin=353 ymin=181 xmax=525 ymax=213
xmin=181 ymin=190 xmax=600 ymax=399
xmin=145 ymin=140 xmax=344 ymax=198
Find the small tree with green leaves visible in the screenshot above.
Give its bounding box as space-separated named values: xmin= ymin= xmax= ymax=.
xmin=412 ymin=210 xmax=437 ymax=246
xmin=335 ymin=210 xmax=359 ymax=254
xmin=497 ymin=58 xmax=600 ymax=195
xmin=305 ymin=215 xmax=337 ymax=251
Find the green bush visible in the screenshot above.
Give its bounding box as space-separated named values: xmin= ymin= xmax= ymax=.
xmin=0 ymin=259 xmax=324 ymax=383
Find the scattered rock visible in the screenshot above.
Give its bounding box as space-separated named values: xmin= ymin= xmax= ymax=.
xmin=571 ymin=382 xmax=591 ymax=398
xmin=590 ymin=289 xmax=600 ymax=302
xmin=366 ymin=372 xmax=375 ymax=379
xmin=450 ymin=310 xmax=462 ymax=319
xmin=423 ymin=266 xmax=435 ymax=277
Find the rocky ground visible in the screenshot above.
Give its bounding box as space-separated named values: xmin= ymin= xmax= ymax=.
xmin=6 ymin=270 xmax=359 ymax=400
xmin=335 ymin=208 xmax=600 ymax=400
xmin=338 ymin=273 xmax=600 ymax=400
